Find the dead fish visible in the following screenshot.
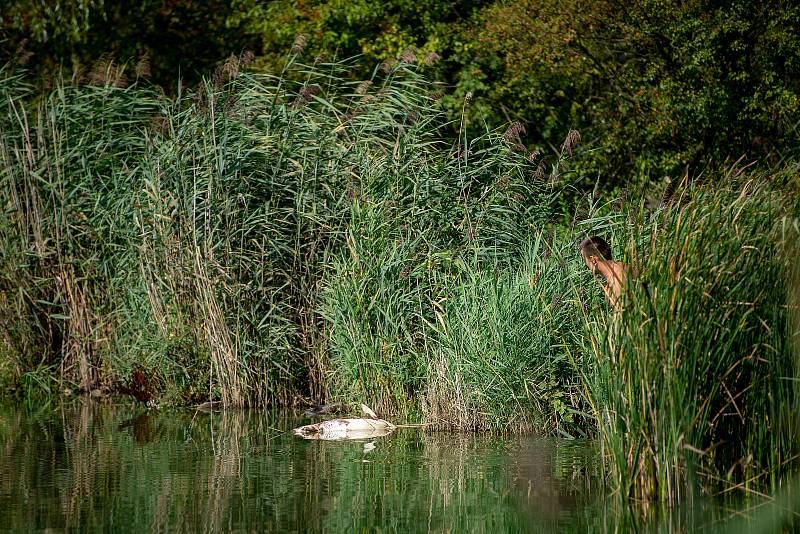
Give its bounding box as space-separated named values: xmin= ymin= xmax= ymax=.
xmin=293 ymin=404 xmax=396 ymax=441
xmin=294 ymin=418 xmax=396 ymax=441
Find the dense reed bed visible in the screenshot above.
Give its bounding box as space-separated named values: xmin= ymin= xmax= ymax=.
xmin=586 ymin=175 xmax=800 ymax=503
xmin=0 ymin=55 xmax=582 ymax=419
xmin=1 ymin=53 xmax=799 ymax=503
xmin=323 ymin=227 xmax=598 ymax=434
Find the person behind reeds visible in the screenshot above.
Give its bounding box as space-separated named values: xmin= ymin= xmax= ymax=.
xmin=579 ymin=236 xmax=628 ymax=310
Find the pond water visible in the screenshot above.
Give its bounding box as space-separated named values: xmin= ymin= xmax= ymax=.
xmin=0 ymin=399 xmax=608 ymax=532
xmin=0 ymin=399 xmax=774 ymax=532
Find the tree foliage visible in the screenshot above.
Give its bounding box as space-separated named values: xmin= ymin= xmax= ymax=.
xmin=463 ymin=0 xmax=800 ymax=186
xmin=2 ymin=0 xmax=799 ymax=188
xmin=1 ymin=0 xmax=260 ymax=88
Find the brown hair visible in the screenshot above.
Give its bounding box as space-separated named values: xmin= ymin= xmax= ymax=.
xmin=579 ymin=236 xmax=612 ymax=261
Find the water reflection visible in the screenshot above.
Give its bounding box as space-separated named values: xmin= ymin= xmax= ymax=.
xmin=513 ymin=438 xmax=600 ymax=521
xmin=17 ymin=399 xmax=792 ymax=532
xmin=118 ymin=411 xmax=157 ymax=444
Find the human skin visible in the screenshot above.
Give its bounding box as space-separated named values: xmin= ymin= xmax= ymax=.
xmin=583 ymin=253 xmax=628 ymax=309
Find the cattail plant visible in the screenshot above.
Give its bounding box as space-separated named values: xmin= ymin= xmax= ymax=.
xmin=584 ymin=176 xmax=800 ymax=503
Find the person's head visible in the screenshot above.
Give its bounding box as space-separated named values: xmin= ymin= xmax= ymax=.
xmin=579 ymin=236 xmax=612 ymax=274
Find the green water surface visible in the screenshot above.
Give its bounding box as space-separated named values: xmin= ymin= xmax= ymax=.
xmin=0 ymin=399 xmax=607 ymax=532
xmin=3 ymin=399 xmax=787 ymax=533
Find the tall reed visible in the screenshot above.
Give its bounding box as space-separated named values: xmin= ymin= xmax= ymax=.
xmin=423 ymin=234 xmax=596 ymax=434
xmin=1 ymin=54 xmax=439 ymax=405
xmin=319 ymin=115 xmax=595 ymax=426
xmin=2 ymin=52 xmax=589 ymax=416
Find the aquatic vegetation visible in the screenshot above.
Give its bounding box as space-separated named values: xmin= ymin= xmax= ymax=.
xmin=1 ymin=47 xmax=799 ymax=510
xmin=0 ymin=55 xmax=581 ymax=418
xmin=0 ymin=55 xmax=365 ymax=405
xmin=422 ymin=234 xmax=595 ymax=434
xmin=317 ymin=120 xmax=592 ymax=428
xmin=585 ymin=175 xmax=800 ymax=503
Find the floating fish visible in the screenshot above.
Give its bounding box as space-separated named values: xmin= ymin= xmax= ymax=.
xmin=293 ymin=404 xmax=396 ymax=441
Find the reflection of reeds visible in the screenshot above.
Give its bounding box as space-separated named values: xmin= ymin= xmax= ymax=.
xmin=203 ymin=411 xmax=245 ymax=533
xmin=63 ymin=397 xmax=98 ymax=529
